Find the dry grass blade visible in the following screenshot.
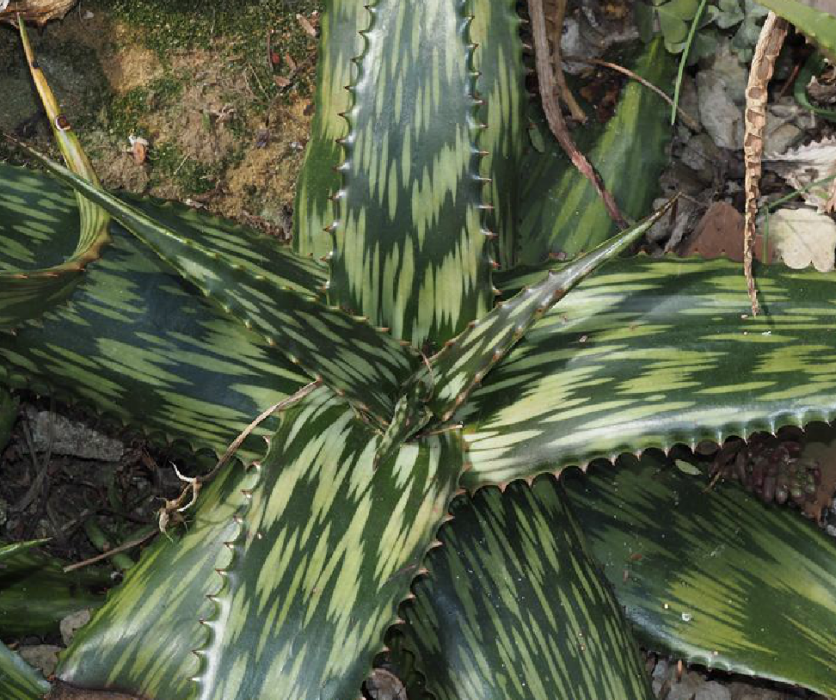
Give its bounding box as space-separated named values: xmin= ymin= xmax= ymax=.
xmin=744 ymin=12 xmax=789 ymax=316
xmin=547 ymin=0 xmax=586 ymax=122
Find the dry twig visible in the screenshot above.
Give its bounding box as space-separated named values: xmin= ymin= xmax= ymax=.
xmin=548 ymin=0 xmax=587 ymax=122
xmin=527 ymin=0 xmax=627 ymax=228
xmin=743 ymin=12 xmax=788 ymax=315
xmin=563 ymin=55 xmax=702 ymax=133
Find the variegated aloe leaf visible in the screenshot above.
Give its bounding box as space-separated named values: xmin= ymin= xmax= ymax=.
xmin=59 ymin=386 xmax=462 ymax=700
xmin=753 ymin=0 xmax=836 ymax=62
xmin=393 ymin=478 xmax=654 ymax=700
xmin=422 ymin=202 xmax=674 ymax=424
xmin=460 ymin=257 xmax=836 ymax=489
xmin=0 ymin=540 xmax=107 ymax=636
xmin=0 ymin=165 xmax=306 ymax=462
xmin=294 ymin=0 xmax=365 ymax=261
xmin=0 ymin=22 xmax=109 ymax=329
xmin=517 ymin=38 xmax=675 ymax=264
xmin=471 ymin=0 xmax=527 ymax=270
xmin=564 ymin=454 xmax=836 ymax=696
xmin=0 ymin=641 xmax=50 ymax=700
xmin=327 ymin=0 xmax=493 ymax=347
xmin=13 ymin=146 xmax=420 ymax=427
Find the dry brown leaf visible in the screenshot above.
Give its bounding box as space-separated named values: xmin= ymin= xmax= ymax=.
xmin=0 ymin=0 xmax=76 ymax=26
xmin=296 ymin=13 xmax=317 ymax=38
xmin=679 ymin=202 xmax=773 ymax=262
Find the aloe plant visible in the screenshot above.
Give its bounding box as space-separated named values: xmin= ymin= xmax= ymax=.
xmin=2 ymin=2 xmax=836 ymax=699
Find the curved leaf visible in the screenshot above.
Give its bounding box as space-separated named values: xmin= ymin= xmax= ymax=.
xmin=461 ymin=257 xmax=836 ymax=488
xmin=328 ymin=0 xmax=492 ymax=347
xmin=59 ymin=386 xmax=462 ymax=700
xmin=0 ymin=165 xmax=307 ymax=463
xmin=12 ymin=147 xmax=419 ymax=427
xmin=394 ymin=478 xmax=654 ymax=700
xmin=0 ymin=22 xmax=109 ymax=329
xmin=517 ymin=38 xmax=676 ymax=264
xmin=564 ymin=454 xmax=836 ymax=696
xmin=0 ymin=641 xmax=50 ymax=700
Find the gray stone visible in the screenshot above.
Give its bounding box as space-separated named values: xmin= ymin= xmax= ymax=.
xmin=696 ymin=680 xmax=732 ymax=700
xmin=25 ymin=407 xmax=123 ymax=462
xmin=18 ymin=644 xmax=61 ymax=677
xmin=60 ymin=608 xmax=93 ymax=646
xmin=668 ymin=671 xmax=705 ymax=700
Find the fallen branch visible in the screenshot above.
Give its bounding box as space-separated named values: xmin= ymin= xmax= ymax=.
xmin=549 ymin=0 xmax=587 ymax=123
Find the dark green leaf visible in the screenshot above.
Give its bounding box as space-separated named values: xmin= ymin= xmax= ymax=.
xmin=395 ymin=478 xmax=654 ymax=700
xmin=564 ymin=454 xmax=836 ymax=695
xmin=0 ymin=541 xmax=107 ymax=636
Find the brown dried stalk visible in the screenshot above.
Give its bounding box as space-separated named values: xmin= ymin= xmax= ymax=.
xmin=743 ymin=12 xmax=788 ymax=316
xmin=527 ymin=0 xmax=627 ymax=229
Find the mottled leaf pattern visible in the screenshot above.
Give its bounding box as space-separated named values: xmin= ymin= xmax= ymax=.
xmin=60 ymin=386 xmax=463 ymax=700
xmin=294 ymin=0 xmax=366 ymax=260
xmin=564 ymin=455 xmax=836 ymax=696
xmin=426 ymin=206 xmax=671 ymax=422
xmin=395 ymin=478 xmax=654 ymax=700
xmin=461 ymin=257 xmax=836 ymax=488
xmin=15 ymin=148 xmax=419 ymax=425
xmin=0 ymin=641 xmax=50 ymax=700
xmin=329 ymin=0 xmax=491 ymax=347
xmin=0 ymin=166 xmax=306 ymax=463
xmin=0 ymin=23 xmax=110 ymax=328
xmin=517 ymin=39 xmax=675 ymax=264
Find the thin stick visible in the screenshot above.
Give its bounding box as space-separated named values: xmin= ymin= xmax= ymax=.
xmin=563 ymin=55 xmax=702 ymax=132
xmin=63 ymin=529 xmax=156 ymax=573
xmin=551 ymin=0 xmax=586 ymax=123
xmin=743 ymin=12 xmax=788 ymax=316
xmin=527 ymin=0 xmax=627 ymax=228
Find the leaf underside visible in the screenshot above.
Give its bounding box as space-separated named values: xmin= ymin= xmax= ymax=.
xmin=752 ymin=0 xmax=836 ymax=62
xmin=0 ymin=165 xmax=307 ymax=463
xmin=564 ymin=454 xmax=836 ymax=696
xmin=395 ymin=478 xmax=654 ymax=700
xmin=59 ymin=386 xmax=462 ymax=700
xmin=460 ymin=256 xmax=836 ymax=488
